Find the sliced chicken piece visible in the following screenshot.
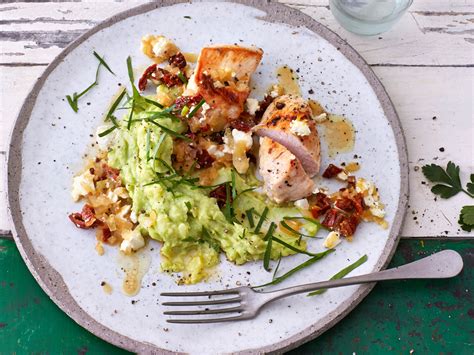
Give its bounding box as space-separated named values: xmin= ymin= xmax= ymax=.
xmin=184 ymin=45 xmax=263 ymax=132
xmin=254 ymin=95 xmax=321 ymax=177
xmin=259 ymin=137 xmax=315 ymax=203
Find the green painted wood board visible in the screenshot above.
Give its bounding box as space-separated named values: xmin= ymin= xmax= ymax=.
xmin=1 ymin=238 xmax=472 ymax=354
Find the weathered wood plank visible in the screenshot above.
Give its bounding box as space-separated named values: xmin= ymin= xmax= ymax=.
xmin=0 ymin=0 xmax=473 ymax=66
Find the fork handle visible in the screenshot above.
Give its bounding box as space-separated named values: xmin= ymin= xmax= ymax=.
xmin=263 ymin=250 xmax=463 ymax=302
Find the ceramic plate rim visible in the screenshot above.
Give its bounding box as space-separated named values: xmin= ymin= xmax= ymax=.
xmin=7 ymin=1 xmax=409 ymax=353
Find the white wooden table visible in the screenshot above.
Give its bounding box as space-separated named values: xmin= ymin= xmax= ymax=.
xmin=0 ymin=0 xmax=473 ymax=237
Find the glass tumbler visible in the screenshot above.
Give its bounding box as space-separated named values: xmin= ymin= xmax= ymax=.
xmin=329 ymin=0 xmax=413 ymax=36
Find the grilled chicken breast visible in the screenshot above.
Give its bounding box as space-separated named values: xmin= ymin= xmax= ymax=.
xmin=259 ymin=137 xmax=315 ymax=203
xmin=254 ymin=95 xmax=321 ymax=177
xmin=185 ymin=45 xmax=263 ymax=132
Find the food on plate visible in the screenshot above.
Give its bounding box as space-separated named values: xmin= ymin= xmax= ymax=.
xmin=68 ymin=35 xmax=387 ymax=285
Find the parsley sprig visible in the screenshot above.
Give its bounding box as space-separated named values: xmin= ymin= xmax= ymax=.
xmin=422 ymin=161 xmax=474 ymax=231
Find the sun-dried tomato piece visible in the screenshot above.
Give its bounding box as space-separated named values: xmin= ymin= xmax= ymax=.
xmin=309 ymin=192 xmax=331 ymax=218
xmin=322 ymin=164 xmax=343 ymax=179
xmin=351 ymin=193 xmax=366 ymax=215
xmin=338 ymin=215 xmax=360 ymax=237
xmin=138 ymin=64 xmax=158 ymax=91
xmin=102 ymin=163 xmax=120 ymax=182
xmin=168 ymin=52 xmax=187 ymax=69
xmin=229 ymin=118 xmax=253 ymax=132
xmin=347 ymin=175 xmax=356 ymax=188
xmin=97 ymin=223 xmax=112 ymax=242
xmin=321 ymin=208 xmax=345 ymax=230
xmin=254 ymin=95 xmax=274 ymax=121
xmin=335 ymin=197 xmax=354 ymax=212
xmin=138 ymin=65 xmax=181 ymax=91
xmin=174 ymin=94 xmax=204 ymax=111
xmin=209 ymin=184 xmax=231 ymax=209
xmin=196 ymin=149 xmax=215 ymax=169
xmin=69 ymin=204 xmax=97 ymax=229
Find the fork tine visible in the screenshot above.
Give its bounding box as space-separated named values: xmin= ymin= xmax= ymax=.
xmin=161 ymin=289 xmax=239 ymax=297
xmin=166 ymin=315 xmax=245 ymax=324
xmin=162 ymin=296 xmax=241 ymax=307
xmin=164 ymin=306 xmax=242 ymax=316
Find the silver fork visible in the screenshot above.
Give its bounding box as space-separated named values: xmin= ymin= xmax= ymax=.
xmin=161 ymin=250 xmax=463 ymax=324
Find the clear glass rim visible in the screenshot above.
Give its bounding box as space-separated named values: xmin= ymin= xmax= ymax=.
xmin=330 ymin=0 xmax=414 ymax=24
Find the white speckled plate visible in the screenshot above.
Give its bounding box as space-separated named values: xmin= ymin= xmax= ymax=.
xmin=8 ymin=1 xmax=408 ymax=353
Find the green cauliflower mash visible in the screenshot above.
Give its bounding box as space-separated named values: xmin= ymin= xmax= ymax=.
xmin=108 ymin=102 xmax=317 ymax=284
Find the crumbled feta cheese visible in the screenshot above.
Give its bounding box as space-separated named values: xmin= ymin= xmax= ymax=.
xmin=313 ymin=112 xmax=327 ymax=122
xmin=337 ymin=171 xmax=348 ymax=181
xmin=130 ymin=210 xmax=138 ymax=223
xmin=323 ymin=231 xmax=341 ymax=249
xmin=355 ymin=178 xmax=370 ymax=194
xmin=96 ymin=125 xmax=115 ymax=150
xmin=270 ymin=85 xmax=281 ymax=98
xmin=71 ymin=170 xmax=95 ymax=202
xmin=222 ymin=133 xmax=233 ymax=154
xmin=294 ymin=198 xmax=310 ymax=210
xmin=363 ymin=195 xmax=376 ymax=208
xmin=232 ymin=129 xmax=253 ymax=150
xmin=289 ymin=119 xmax=311 ymax=136
xmin=313 ymin=186 xmax=329 ymax=195
xmin=107 ymin=190 xmax=119 ymax=203
xmin=370 ymin=202 xmax=386 ymax=218
xmin=207 ymin=144 xmax=225 ymax=158
xmin=213 ymin=80 xmax=225 ymax=88
xmin=201 ymin=102 xmax=211 ymax=115
xmin=246 ymin=98 xmax=260 ymax=116
xmin=152 ymin=37 xmax=177 ymax=59
xmin=120 ymin=229 xmax=145 ymax=254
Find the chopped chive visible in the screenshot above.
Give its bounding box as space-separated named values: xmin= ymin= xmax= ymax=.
xmin=263 ymin=222 xmax=276 ymax=272
xmin=147 ymin=120 xmax=191 ymax=141
xmin=93 ymin=51 xmax=115 ymax=75
xmin=127 ymin=100 xmax=135 ymax=129
xmin=75 ymin=81 xmax=98 ymax=100
xmin=283 ymin=216 xmax=321 ymax=226
xmin=156 ymin=158 xmax=176 ymax=173
xmin=308 ymin=254 xmax=368 ymax=296
xmin=246 ymin=208 xmax=255 ymax=228
xmin=280 ymin=220 xmax=320 ymax=238
xmin=145 ymin=110 xmax=180 ymax=122
xmin=126 ymin=56 xmax=141 ymax=99
xmin=151 ymin=132 xmax=167 ymax=163
xmin=254 ymin=207 xmax=269 ymax=234
xmin=223 ymin=183 xmax=234 ymax=223
xmin=272 ymin=253 xmax=282 ymax=280
xmin=145 ymin=127 xmax=151 ymax=161
xmin=98 ymin=125 xmax=117 ymax=137
xmin=272 ymin=236 xmax=319 ymax=257
xmin=187 ymin=99 xmax=206 ymax=118
xmin=185 ymin=201 xmax=192 ymax=210
xmin=233 ymin=187 xmax=256 ymax=204
xmin=105 ymin=88 xmax=126 ymax=121
xmin=181 ymin=105 xmax=190 ymax=117
xmin=231 ymin=169 xmax=237 ymax=200
xmin=177 ymin=71 xmax=188 ymax=84
xmin=252 ymin=249 xmax=334 ymax=289
xmin=144 ymin=97 xmax=164 ymax=109
xmin=66 ymin=95 xmax=78 ymax=112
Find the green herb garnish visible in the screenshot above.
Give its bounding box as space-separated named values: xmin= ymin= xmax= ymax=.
xmin=422 ymin=161 xmax=474 ymax=231
xmin=93 ymin=51 xmax=115 ymax=75
xmin=126 ymin=100 xmax=135 ymax=129
xmin=104 ymin=88 xmax=126 ymax=121
xmin=308 ymin=254 xmax=368 ymax=296
xmin=177 ymin=72 xmax=188 ymax=84
xmin=187 ymin=99 xmax=206 ymax=118
xmin=147 ymin=120 xmax=191 ymax=141
xmin=144 ymin=97 xmax=164 ymax=109
xmin=97 ymin=125 xmax=118 ymax=137
xmin=246 ymin=208 xmax=255 ymax=228
xmin=271 ymin=236 xmax=320 ymax=257
xmin=459 ymin=205 xmax=474 ymax=232
xmin=252 ymin=249 xmax=334 ymax=288
xmin=273 ymin=253 xmax=282 ymax=280
xmin=150 ymin=132 xmax=167 ymax=162
xmin=66 ymin=61 xmax=101 ymax=113
xmin=126 ymin=56 xmax=141 ymax=100
xmin=263 ymin=222 xmax=276 ymax=272
xmin=280 ymin=220 xmax=319 ymax=238
xmin=254 ymin=207 xmax=269 ymax=234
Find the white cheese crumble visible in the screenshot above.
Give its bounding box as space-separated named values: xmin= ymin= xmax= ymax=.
xmin=120 ymin=229 xmax=145 ymax=254
xmin=130 ymin=210 xmax=138 ymax=223
xmin=232 ymin=129 xmax=253 ymax=150
xmin=207 ymin=144 xmax=225 ymax=159
xmin=337 ymin=171 xmax=348 ymax=181
xmin=222 ymin=133 xmax=233 ymax=154
xmin=71 ymin=170 xmax=95 ymax=202
xmin=270 ymin=85 xmax=281 ymax=98
xmin=213 ymin=80 xmax=225 ymax=89
xmin=294 ymin=198 xmax=310 ymax=210
xmin=323 ymin=231 xmax=341 ymax=249
xmin=356 ymin=178 xmax=386 ymax=219
xmin=152 ymin=37 xmax=177 ymax=59
xmin=313 ymin=186 xmax=329 ymax=195
xmin=289 ymin=119 xmax=311 ymax=137
xmin=313 ymin=112 xmax=328 ymax=122
xmin=246 ymin=98 xmax=260 ymax=116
